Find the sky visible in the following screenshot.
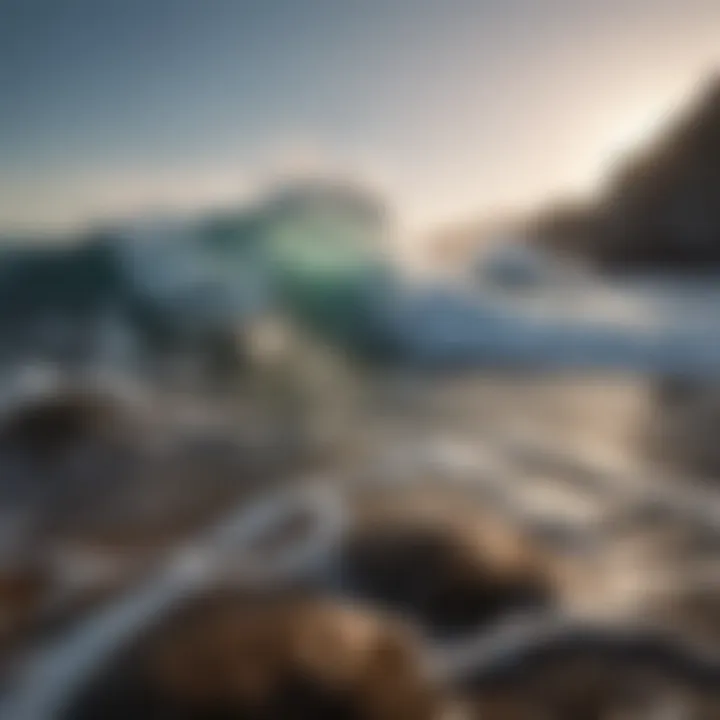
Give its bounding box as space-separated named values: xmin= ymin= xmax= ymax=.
xmin=1 ymin=0 xmax=719 ymax=237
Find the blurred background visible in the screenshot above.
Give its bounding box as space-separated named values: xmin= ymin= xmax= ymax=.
xmin=2 ymin=1 xmax=720 ymax=718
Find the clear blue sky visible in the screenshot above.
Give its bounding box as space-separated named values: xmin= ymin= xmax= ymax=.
xmin=1 ymin=0 xmax=719 ymax=235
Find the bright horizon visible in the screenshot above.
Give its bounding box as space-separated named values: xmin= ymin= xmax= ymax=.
xmin=1 ymin=0 xmax=719 ymax=238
